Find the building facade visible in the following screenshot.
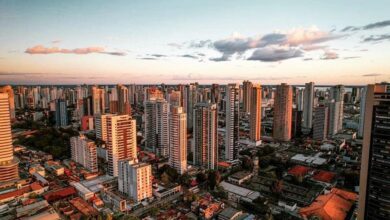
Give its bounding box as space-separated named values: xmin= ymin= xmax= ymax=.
xmin=273 ymin=83 xmax=293 ymax=142
xmin=358 ymin=83 xmax=390 ymax=219
xmin=169 ymin=106 xmax=187 ymax=174
xmin=193 ymin=102 xmax=218 ymax=170
xmin=70 ymin=135 xmax=98 ymax=173
xmin=225 ymin=84 xmax=240 ymax=161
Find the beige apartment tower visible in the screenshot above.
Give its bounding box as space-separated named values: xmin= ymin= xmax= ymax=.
xmin=106 ymin=114 xmax=137 ymax=177
xmin=0 ymin=93 xmax=19 ymax=183
xmin=250 ymin=84 xmax=262 ymax=143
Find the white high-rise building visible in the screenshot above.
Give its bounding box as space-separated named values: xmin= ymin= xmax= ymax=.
xmin=328 ymin=100 xmax=341 ymax=136
xmin=193 ymin=102 xmax=218 ymax=170
xmin=106 ymin=115 xmax=137 ymax=177
xmin=70 ymin=134 xmax=98 ymax=173
xmin=303 ymin=82 xmax=314 ymax=128
xmin=118 ymin=159 xmax=152 ymax=202
xmin=225 ymin=84 xmax=240 ymax=161
xmin=144 ymin=98 xmax=170 ymax=157
xmin=169 ymin=106 xmax=187 ymax=174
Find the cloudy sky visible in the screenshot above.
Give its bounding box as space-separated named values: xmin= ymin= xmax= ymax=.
xmin=0 ymin=0 xmax=390 ymax=85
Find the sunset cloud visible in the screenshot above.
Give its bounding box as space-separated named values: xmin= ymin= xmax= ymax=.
xmin=321 ymin=51 xmax=339 ymax=60
xmin=25 ymin=45 xmax=126 ymax=56
xmin=205 ymin=27 xmax=342 ymax=62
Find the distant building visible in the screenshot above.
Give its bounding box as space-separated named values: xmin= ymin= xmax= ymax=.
xmin=55 ymin=99 xmax=68 ymax=127
xmin=313 ymin=106 xmax=329 ymax=141
xmin=225 ymin=83 xmax=240 ymax=161
xmin=328 ymin=85 xmax=345 ymax=136
xmin=144 ymin=98 xmax=170 ymax=157
xmin=242 ymin=80 xmax=253 ymax=114
xmin=118 ymin=159 xmax=152 ymax=202
xmin=303 ymin=82 xmax=314 ymax=129
xmin=273 ymin=83 xmax=293 ymax=141
xmin=70 ymin=134 xmax=98 ymax=173
xmin=193 ymin=102 xmax=218 ymax=170
xmin=169 ymin=106 xmax=187 ymax=174
xmin=106 ymin=114 xmax=137 ymax=177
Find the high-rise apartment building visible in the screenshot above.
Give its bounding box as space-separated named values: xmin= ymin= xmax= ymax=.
xmin=250 ymin=84 xmax=262 ymax=143
xmin=184 ymin=84 xmax=197 ymax=130
xmin=117 ymin=84 xmax=131 ymax=115
xmin=55 ymin=99 xmax=68 ymax=127
xmin=0 ymin=85 xmax=15 ymax=120
xmin=70 ymin=134 xmax=98 ymax=173
xmin=144 ymin=98 xmax=170 ymax=157
xmin=193 ymin=102 xmax=218 ymax=170
xmin=243 ymin=80 xmax=253 ymax=114
xmin=303 ymin=82 xmax=314 ymax=129
xmin=313 ymin=106 xmax=329 ymax=141
xmin=273 ymin=83 xmax=293 ymax=142
xmin=91 ymin=86 xmax=105 ymax=115
xmin=358 ymin=83 xmax=390 ymax=219
xmin=0 ymin=93 xmax=19 ymax=183
xmin=106 ymin=114 xmax=137 ymax=177
xmin=118 ymin=159 xmax=152 ymax=202
xmin=328 ymin=85 xmax=345 ymax=135
xmin=169 ymin=106 xmax=187 ymax=174
xmin=225 ymin=83 xmax=240 ymax=161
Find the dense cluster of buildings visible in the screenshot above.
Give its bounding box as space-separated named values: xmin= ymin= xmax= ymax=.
xmin=0 ymin=81 xmax=388 ymax=219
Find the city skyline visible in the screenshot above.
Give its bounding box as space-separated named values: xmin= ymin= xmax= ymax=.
xmin=1 ymin=1 xmax=390 ymax=85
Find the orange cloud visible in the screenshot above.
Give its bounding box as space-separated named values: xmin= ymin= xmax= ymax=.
xmin=25 ymin=45 xmax=125 ymax=56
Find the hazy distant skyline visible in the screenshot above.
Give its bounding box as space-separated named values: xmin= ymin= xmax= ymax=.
xmin=0 ymin=0 xmax=390 ymax=84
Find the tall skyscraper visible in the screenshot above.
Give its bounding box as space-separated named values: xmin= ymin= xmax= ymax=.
xmin=118 ymin=159 xmax=152 ymax=202
xmin=328 ymin=85 xmax=345 ymax=135
xmin=250 ymin=84 xmax=262 ymax=143
xmin=0 ymin=93 xmax=19 ymax=183
xmin=358 ymin=83 xmax=390 ymax=219
xmin=0 ymin=85 xmax=15 ymax=120
xmin=273 ymin=83 xmax=293 ymax=142
xmin=327 ymin=100 xmax=341 ymax=136
xmin=106 ymin=115 xmax=137 ymax=177
xmin=70 ymin=134 xmax=98 ymax=173
xmin=144 ymin=98 xmax=170 ymax=157
xmin=169 ymin=106 xmax=187 ymax=174
xmin=243 ymin=80 xmax=253 ymax=114
xmin=184 ymin=84 xmax=197 ymax=130
xmin=296 ymin=89 xmax=304 ymax=111
xmin=303 ymin=82 xmax=314 ymax=129
xmin=55 ymin=99 xmax=68 ymax=127
xmin=193 ymin=102 xmax=218 ymax=170
xmin=91 ymin=85 xmax=105 ymax=115
xmin=211 ymin=84 xmax=220 ymax=105
xmin=313 ymin=106 xmax=329 ymax=141
xmin=117 ymin=84 xmax=131 ymax=115
xmin=225 ymin=83 xmax=240 ymax=161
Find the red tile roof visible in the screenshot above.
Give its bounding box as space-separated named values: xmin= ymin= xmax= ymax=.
xmin=69 ymin=197 xmax=98 ymax=216
xmin=43 ymin=186 xmax=76 ymax=202
xmin=288 ymin=165 xmax=311 ymax=177
xmin=300 ymin=188 xmax=358 ymax=220
xmin=313 ymin=170 xmax=336 ymax=183
xmin=0 ymin=182 xmax=43 ymax=201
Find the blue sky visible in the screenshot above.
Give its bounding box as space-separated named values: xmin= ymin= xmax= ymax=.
xmin=0 ymin=0 xmax=390 ymax=84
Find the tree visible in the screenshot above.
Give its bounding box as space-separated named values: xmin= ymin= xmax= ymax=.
xmin=196 ymin=172 xmax=207 ymax=184
xmin=161 ymin=172 xmax=170 ymax=184
xmin=208 ymin=170 xmax=221 ymax=190
xmin=241 ymin=157 xmax=254 ymax=171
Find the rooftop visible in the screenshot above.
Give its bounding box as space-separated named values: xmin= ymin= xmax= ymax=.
xmin=299 ymin=188 xmax=358 ymax=220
